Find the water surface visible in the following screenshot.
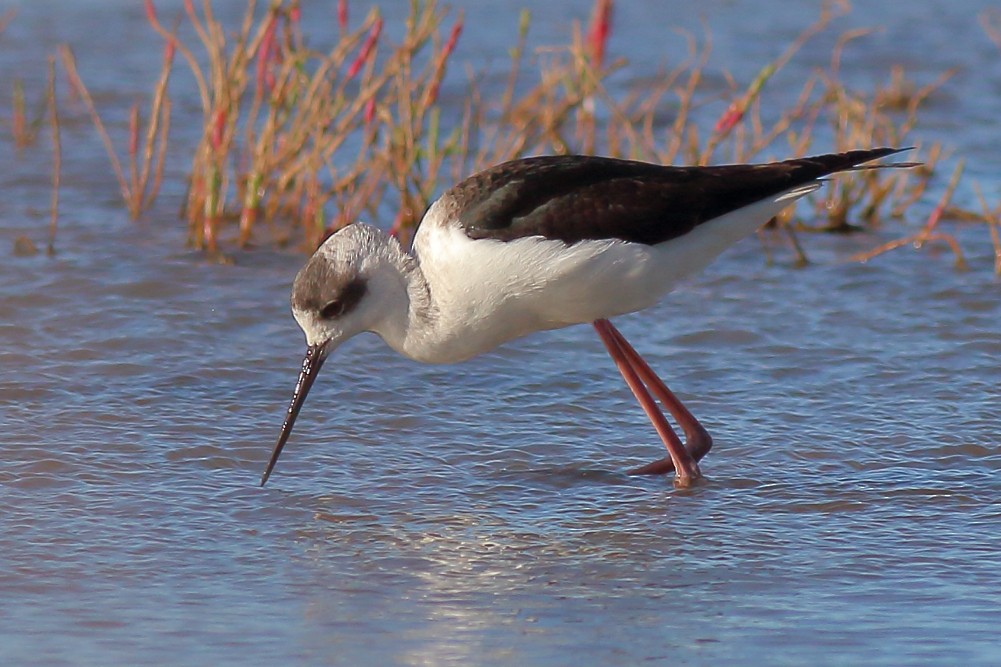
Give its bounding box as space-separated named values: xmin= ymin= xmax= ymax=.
xmin=2 ymin=2 xmax=1000 ymax=665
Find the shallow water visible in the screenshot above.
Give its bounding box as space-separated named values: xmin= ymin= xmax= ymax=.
xmin=2 ymin=2 xmax=1000 ymax=666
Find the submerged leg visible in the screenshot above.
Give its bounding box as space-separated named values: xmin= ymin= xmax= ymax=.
xmin=593 ymin=319 xmax=703 ymax=487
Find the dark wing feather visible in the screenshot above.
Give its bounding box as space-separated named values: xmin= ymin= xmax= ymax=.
xmin=443 ymin=148 xmax=906 ymax=246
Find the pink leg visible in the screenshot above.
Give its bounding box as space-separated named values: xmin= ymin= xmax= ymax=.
xmin=593 ymin=319 xmax=702 ymax=486
xmin=602 ymin=320 xmax=713 ymax=464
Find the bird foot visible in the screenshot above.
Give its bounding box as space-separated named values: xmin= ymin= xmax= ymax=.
xmin=627 ymin=456 xmax=702 ymax=488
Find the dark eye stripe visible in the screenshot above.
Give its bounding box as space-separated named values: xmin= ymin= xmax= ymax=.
xmin=320 ymin=300 xmax=345 ymax=319
xmin=320 ymin=277 xmax=367 ymax=320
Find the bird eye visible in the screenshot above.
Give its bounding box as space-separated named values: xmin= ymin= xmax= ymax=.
xmin=320 ymin=300 xmax=345 ymax=319
xmin=317 ymin=278 xmax=367 ymax=320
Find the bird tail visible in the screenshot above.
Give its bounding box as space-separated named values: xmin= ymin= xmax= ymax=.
xmin=792 ymin=147 xmax=921 ymax=178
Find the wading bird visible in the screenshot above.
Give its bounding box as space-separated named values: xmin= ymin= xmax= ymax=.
xmin=261 ymin=148 xmax=911 ymax=488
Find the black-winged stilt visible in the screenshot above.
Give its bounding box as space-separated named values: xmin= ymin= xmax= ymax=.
xmin=261 ymin=148 xmax=911 ymax=488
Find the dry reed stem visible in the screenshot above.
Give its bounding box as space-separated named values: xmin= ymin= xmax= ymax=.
xmin=140 ymin=42 xmax=175 ymax=213
xmin=851 ymin=160 xmax=966 ymax=268
xmin=979 ymin=10 xmax=1001 ymax=51
xmin=58 ymin=43 xmax=170 ymax=220
xmin=916 ymin=160 xmax=964 ymax=249
xmin=58 ymin=46 xmax=131 ymax=208
xmin=47 ymin=55 xmax=60 ymax=256
xmin=973 ymin=184 xmax=1001 ymax=276
xmin=676 ymin=29 xmax=713 ymax=164
xmin=10 ymin=78 xmax=34 ymax=149
xmin=145 ymin=1 xmax=210 ymax=116
xmin=0 ymin=8 xmax=14 ymax=33
xmin=701 ymin=0 xmax=843 ymax=165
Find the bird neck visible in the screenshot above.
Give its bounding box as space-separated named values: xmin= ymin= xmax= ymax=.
xmin=363 ymin=233 xmax=440 ymax=362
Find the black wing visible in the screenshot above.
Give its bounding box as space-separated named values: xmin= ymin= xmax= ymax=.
xmin=443 ymin=148 xmax=906 ymax=246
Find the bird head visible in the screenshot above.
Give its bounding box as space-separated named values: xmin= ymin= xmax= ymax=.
xmin=260 ymin=223 xmax=403 ymax=486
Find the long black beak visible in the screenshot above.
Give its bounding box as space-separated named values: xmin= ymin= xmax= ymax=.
xmin=260 ymin=342 xmax=329 ymax=486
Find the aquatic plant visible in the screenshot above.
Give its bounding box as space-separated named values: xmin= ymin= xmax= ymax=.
xmin=11 ymin=0 xmax=985 ymax=268
xmin=58 ymin=42 xmax=173 ymax=222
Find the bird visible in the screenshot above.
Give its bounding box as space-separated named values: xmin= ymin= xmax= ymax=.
xmin=260 ymin=147 xmax=913 ymax=488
